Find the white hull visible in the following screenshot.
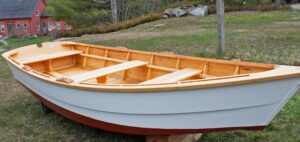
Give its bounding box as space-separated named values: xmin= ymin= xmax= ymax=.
xmin=8 ymin=62 xmax=300 ymax=134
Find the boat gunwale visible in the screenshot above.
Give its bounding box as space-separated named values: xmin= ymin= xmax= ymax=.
xmin=63 ymin=42 xmax=275 ymax=69
xmin=2 ymin=42 xmax=300 ymax=93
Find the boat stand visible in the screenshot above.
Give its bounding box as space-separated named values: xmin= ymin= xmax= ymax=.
xmin=40 ymin=102 xmax=53 ymax=114
xmin=146 ymin=133 xmax=202 ymax=142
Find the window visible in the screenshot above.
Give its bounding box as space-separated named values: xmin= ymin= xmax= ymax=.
xmin=56 ymin=22 xmax=61 ymax=30
xmin=35 ymin=10 xmax=39 ymax=16
xmin=48 ymin=22 xmax=52 ymax=30
xmin=0 ymin=25 xmax=4 ymax=32
xmin=66 ymin=24 xmax=72 ymax=30
xmin=36 ymin=23 xmax=40 ymax=31
xmin=23 ymin=24 xmax=28 ymax=32
xmin=16 ymin=24 xmax=20 ymax=32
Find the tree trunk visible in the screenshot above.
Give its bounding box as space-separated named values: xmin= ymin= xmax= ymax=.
xmin=216 ymin=0 xmax=225 ymax=54
xmin=276 ymin=0 xmax=281 ymax=4
xmin=111 ymin=0 xmax=118 ymax=23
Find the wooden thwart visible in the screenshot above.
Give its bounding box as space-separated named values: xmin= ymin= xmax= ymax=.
xmin=70 ymin=60 xmax=147 ymax=83
xmin=18 ymin=50 xmax=82 ymax=64
xmin=141 ymin=68 xmax=202 ymax=84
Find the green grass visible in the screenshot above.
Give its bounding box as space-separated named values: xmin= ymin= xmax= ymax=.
xmin=5 ymin=36 xmax=52 ymax=49
xmin=1 ymin=10 xmax=300 ymax=141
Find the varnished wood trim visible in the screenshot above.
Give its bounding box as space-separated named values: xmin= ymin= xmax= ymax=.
xmin=2 ymin=42 xmax=300 ymax=93
xmin=82 ymin=46 xmax=90 ymax=69
xmin=62 ymin=42 xmax=274 ymax=69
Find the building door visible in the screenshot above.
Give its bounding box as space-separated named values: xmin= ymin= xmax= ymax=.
xmin=42 ymin=21 xmax=47 ymax=33
xmin=7 ymin=24 xmax=13 ymax=36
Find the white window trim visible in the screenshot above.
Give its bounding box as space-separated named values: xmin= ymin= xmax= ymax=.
xmin=36 ymin=23 xmax=40 ymax=31
xmin=16 ymin=24 xmax=20 ymax=32
xmin=56 ymin=22 xmax=61 ymax=30
xmin=0 ymin=25 xmax=4 ymax=32
xmin=23 ymin=24 xmax=28 ymax=32
xmin=35 ymin=10 xmax=40 ymax=16
xmin=48 ymin=22 xmax=52 ymax=31
xmin=66 ymin=24 xmax=72 ymax=30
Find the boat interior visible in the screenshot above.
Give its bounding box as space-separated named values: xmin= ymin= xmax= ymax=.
xmin=7 ymin=42 xmax=275 ymax=86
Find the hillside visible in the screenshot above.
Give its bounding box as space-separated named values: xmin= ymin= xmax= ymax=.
xmin=71 ymin=10 xmax=300 ymax=66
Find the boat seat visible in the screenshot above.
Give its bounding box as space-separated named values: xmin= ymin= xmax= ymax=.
xmin=70 ymin=60 xmax=148 ymax=83
xmin=18 ymin=50 xmax=82 ymax=64
xmin=141 ymin=68 xmax=202 ymax=84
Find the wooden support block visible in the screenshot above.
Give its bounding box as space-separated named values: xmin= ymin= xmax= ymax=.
xmin=146 ymin=134 xmax=202 ymax=142
xmin=56 ymin=77 xmax=74 ymax=84
xmin=22 ymin=65 xmax=33 ymax=71
xmin=97 ymin=76 xmax=107 ymax=84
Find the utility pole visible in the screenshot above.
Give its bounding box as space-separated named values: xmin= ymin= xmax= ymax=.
xmin=111 ymin=0 xmax=118 ymax=23
xmin=216 ymin=0 xmax=225 ymax=54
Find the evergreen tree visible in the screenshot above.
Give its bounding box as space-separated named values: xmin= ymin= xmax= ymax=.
xmin=47 ymin=0 xmax=110 ymax=28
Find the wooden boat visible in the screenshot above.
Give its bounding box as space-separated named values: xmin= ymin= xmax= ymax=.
xmin=2 ymin=42 xmax=300 ymax=135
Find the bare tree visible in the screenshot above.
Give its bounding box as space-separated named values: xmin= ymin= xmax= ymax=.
xmin=276 ymin=0 xmax=281 ymax=4
xmin=111 ymin=0 xmax=118 ymax=23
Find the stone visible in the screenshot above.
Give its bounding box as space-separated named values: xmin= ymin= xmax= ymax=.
xmin=165 ymin=7 xmax=188 ymax=18
xmin=162 ymin=14 xmax=169 ymax=19
xmin=291 ymin=4 xmax=300 ymax=10
xmin=186 ymin=5 xmax=208 ymax=16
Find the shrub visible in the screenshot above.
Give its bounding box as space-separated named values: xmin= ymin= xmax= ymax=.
xmin=59 ymin=1 xmax=290 ymax=37
xmin=60 ymin=13 xmax=161 ymax=37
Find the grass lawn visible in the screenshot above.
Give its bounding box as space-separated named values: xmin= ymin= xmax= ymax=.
xmin=0 ymin=41 xmax=4 ymax=47
xmin=4 ymin=36 xmax=52 ymax=49
xmin=0 ymin=10 xmax=300 ymax=142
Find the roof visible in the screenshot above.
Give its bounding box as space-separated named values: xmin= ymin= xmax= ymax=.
xmin=0 ymin=0 xmax=40 ymax=20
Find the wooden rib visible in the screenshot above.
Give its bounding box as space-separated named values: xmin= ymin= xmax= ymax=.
xmin=46 ymin=60 xmax=53 ymax=72
xmin=82 ymin=46 xmax=90 ymax=69
xmin=234 ymin=66 xmax=240 ymax=75
xmin=203 ymin=62 xmax=208 ymax=75
xmin=175 ymin=58 xmax=181 ymax=70
xmin=141 ymin=68 xmax=202 ymax=84
xmin=102 ymin=49 xmax=109 ymax=67
xmin=146 ymin=55 xmax=154 ymax=80
xmin=122 ymin=52 xmax=131 ymax=80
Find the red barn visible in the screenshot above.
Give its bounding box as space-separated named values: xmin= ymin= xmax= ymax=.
xmin=0 ymin=0 xmax=70 ymax=37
